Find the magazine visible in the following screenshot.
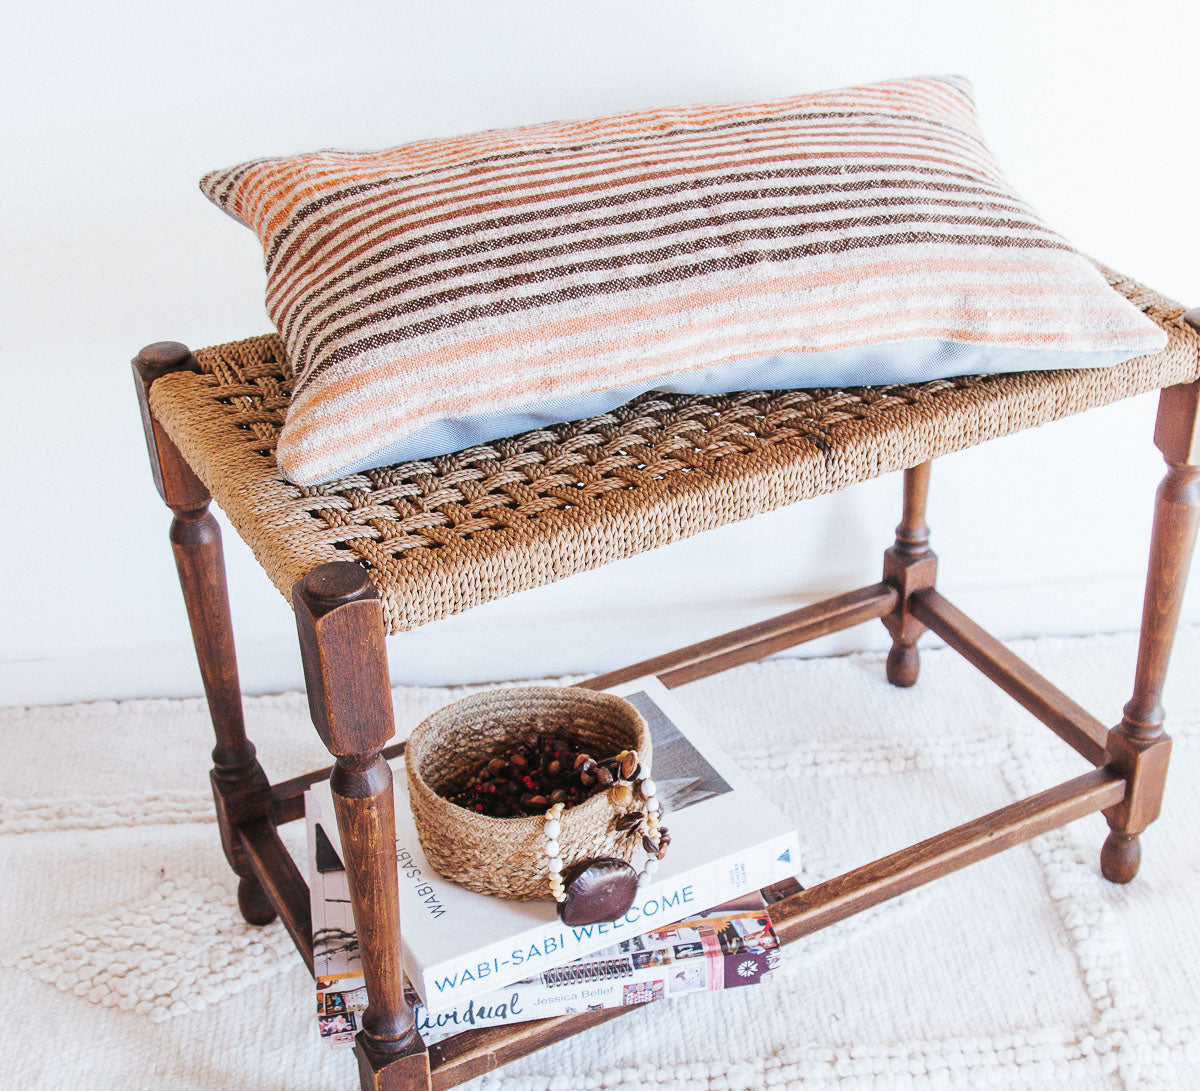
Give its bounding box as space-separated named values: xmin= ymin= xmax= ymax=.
xmin=308 ymin=676 xmax=799 ymax=1011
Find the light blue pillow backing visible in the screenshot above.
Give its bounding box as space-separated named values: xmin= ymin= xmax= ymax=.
xmin=321 ymin=340 xmax=1140 ymax=482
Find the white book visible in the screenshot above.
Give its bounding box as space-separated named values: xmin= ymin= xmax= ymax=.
xmin=308 ymin=676 xmax=799 ymax=1012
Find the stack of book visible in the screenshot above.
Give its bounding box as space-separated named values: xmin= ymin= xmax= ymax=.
xmin=306 ymin=676 xmax=800 ymax=1048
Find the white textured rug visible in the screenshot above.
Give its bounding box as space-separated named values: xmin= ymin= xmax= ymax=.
xmin=2 ymin=628 xmax=1199 ymax=1090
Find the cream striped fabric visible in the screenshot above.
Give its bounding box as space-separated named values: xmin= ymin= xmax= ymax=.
xmin=202 ymin=76 xmax=1165 ymax=485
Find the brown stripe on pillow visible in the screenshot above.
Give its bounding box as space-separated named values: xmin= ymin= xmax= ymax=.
xmin=260 ymin=121 xmax=1000 ymax=278
xmin=295 ymin=226 xmax=1073 ymax=381
xmin=257 ymin=108 xmax=997 ymax=264
xmin=276 ymin=191 xmax=1038 ymax=348
xmin=270 ymin=165 xmax=1031 ymax=318
xmin=264 ymin=150 xmax=1016 ymax=298
xmin=283 ymin=175 xmax=1061 ymax=369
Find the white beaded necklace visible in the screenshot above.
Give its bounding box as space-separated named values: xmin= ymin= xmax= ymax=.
xmin=542 ymin=749 xmax=668 ymax=904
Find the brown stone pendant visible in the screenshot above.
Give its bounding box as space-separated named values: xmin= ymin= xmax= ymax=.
xmin=557 ymin=858 xmax=639 ymax=925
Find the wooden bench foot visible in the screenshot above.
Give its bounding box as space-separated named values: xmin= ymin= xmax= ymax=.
xmin=356 ymin=1036 xmax=433 ymax=1091
xmin=1100 ymin=830 xmax=1141 ymax=884
xmin=237 ymin=874 xmax=278 ymax=926
xmin=882 ymin=461 xmax=938 ymax=687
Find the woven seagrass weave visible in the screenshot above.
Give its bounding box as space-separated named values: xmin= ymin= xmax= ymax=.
xmin=149 ymin=266 xmax=1200 ymax=636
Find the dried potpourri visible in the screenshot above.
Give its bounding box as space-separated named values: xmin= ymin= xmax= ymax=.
xmin=446 ymin=731 xmax=620 ymax=817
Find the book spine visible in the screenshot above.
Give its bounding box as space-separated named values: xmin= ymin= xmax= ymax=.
xmin=418 ymin=828 xmax=798 ymax=1009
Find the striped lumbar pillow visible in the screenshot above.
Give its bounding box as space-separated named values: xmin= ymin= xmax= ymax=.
xmin=202 ymin=76 xmax=1165 ymax=485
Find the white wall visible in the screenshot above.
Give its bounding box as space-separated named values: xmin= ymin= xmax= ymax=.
xmin=2 ymin=0 xmax=1198 ymax=706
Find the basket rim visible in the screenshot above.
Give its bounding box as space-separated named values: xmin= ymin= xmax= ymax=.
xmin=405 ymin=685 xmax=650 ymax=831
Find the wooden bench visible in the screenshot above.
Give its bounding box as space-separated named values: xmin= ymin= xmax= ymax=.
xmin=134 ymin=264 xmax=1200 ymax=1090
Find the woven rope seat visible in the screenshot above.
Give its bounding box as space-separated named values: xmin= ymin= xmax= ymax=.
xmin=149 ymin=266 xmax=1200 ymax=636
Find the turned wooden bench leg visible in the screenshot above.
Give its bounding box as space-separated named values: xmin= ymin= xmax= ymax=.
xmin=134 ymin=342 xmax=276 ymax=925
xmin=293 ymin=563 xmax=431 ymax=1091
xmin=882 ymin=461 xmax=938 ymax=687
xmin=1101 ymin=377 xmax=1200 ymax=882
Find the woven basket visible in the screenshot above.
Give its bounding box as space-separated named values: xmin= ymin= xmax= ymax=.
xmin=405 ymin=687 xmax=652 ymax=900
